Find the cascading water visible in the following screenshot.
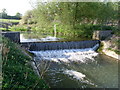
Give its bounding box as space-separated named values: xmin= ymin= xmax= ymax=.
xmin=31 ymin=44 xmax=99 ymax=63
xmin=30 ymin=42 xmax=118 ymax=88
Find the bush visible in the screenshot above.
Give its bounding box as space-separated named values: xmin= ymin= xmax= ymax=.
xmin=10 ymin=25 xmax=27 ymax=31
xmin=88 ymin=24 xmax=116 ymax=31
xmin=2 ymin=37 xmax=49 ymax=89
xmin=114 ymin=50 xmax=120 ymax=55
xmin=73 ymin=24 xmax=94 ymax=38
xmin=116 ymin=40 xmax=120 ymax=46
xmin=97 ymin=42 xmax=104 ymax=53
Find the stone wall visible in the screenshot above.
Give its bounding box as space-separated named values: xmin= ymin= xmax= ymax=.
xmin=2 ymin=32 xmax=20 ymax=43
xmin=93 ymin=30 xmax=112 ymax=40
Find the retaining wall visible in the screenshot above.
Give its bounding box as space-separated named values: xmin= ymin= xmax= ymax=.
xmin=2 ymin=32 xmax=20 ymax=43
xmin=93 ymin=30 xmax=112 ymax=40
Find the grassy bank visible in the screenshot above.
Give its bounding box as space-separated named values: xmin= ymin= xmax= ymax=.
xmin=0 ymin=19 xmax=20 ymax=31
xmin=0 ymin=19 xmax=20 ymax=23
xmin=2 ymin=37 xmax=49 ymax=89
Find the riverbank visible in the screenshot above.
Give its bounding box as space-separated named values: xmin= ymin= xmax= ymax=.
xmin=2 ymin=37 xmax=49 ymax=89
xmin=100 ymin=35 xmax=120 ymax=60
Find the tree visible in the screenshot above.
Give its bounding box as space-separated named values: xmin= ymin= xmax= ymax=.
xmin=20 ymin=10 xmax=35 ymax=24
xmin=15 ymin=12 xmax=22 ymax=19
xmin=0 ymin=8 xmax=8 ymax=19
xmin=23 ymin=1 xmax=118 ymax=33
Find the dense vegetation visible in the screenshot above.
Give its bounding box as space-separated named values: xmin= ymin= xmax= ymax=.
xmin=2 ymin=37 xmax=49 ymax=89
xmin=1 ymin=2 xmax=119 ymax=38
xmin=0 ymin=19 xmax=20 ymax=31
xmin=18 ymin=2 xmax=119 ymax=38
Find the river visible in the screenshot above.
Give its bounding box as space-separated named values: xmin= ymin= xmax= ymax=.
xmin=32 ymin=49 xmax=118 ymax=88
xmin=20 ymin=32 xmax=119 ymax=88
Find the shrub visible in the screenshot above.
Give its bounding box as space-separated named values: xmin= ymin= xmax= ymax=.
xmin=10 ymin=25 xmax=27 ymax=31
xmin=2 ymin=37 xmax=49 ymax=89
xmin=114 ymin=50 xmax=120 ymax=55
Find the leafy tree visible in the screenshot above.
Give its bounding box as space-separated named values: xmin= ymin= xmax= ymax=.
xmin=21 ymin=1 xmax=118 ymax=36
xmin=0 ymin=9 xmax=22 ymax=19
xmin=20 ymin=10 xmax=35 ymax=25
xmin=33 ymin=2 xmax=118 ymax=27
xmin=0 ymin=8 xmax=8 ymax=19
xmin=15 ymin=12 xmax=22 ymax=19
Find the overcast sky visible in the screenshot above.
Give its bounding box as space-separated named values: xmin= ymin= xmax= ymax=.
xmin=0 ymin=0 xmax=37 ymax=16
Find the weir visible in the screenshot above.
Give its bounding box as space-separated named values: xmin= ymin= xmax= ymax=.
xmin=30 ymin=42 xmax=100 ymax=87
xmin=21 ymin=40 xmax=100 ymax=51
xmin=22 ymin=37 xmax=118 ymax=88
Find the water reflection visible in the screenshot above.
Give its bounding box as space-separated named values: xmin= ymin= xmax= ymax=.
xmin=20 ymin=34 xmax=61 ymax=42
xmin=20 ymin=31 xmax=89 ymax=42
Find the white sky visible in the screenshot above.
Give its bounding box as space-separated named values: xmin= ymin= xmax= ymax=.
xmin=0 ymin=0 xmax=119 ymax=16
xmin=0 ymin=0 xmax=36 ymax=16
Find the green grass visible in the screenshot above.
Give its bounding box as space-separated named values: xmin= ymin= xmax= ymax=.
xmin=116 ymin=40 xmax=120 ymax=46
xmin=0 ymin=19 xmax=20 ymax=23
xmin=0 ymin=28 xmax=7 ymax=30
xmin=9 ymin=25 xmax=27 ymax=31
xmin=0 ymin=19 xmax=20 ymax=31
xmin=114 ymin=50 xmax=120 ymax=55
xmin=97 ymin=42 xmax=104 ymax=53
xmin=107 ymin=48 xmax=120 ymax=55
xmin=2 ymin=37 xmax=49 ymax=89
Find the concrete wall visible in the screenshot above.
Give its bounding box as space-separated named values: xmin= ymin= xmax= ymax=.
xmin=2 ymin=32 xmax=20 ymax=43
xmin=21 ymin=40 xmax=100 ymax=51
xmin=93 ymin=30 xmax=112 ymax=40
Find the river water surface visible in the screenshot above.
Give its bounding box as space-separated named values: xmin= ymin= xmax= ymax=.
xmin=32 ymin=49 xmax=118 ymax=88
xmin=21 ymin=32 xmax=119 ymax=88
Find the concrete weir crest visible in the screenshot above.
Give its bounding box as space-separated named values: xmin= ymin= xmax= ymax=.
xmin=21 ymin=40 xmax=100 ymax=51
xmin=1 ymin=31 xmax=100 ymax=51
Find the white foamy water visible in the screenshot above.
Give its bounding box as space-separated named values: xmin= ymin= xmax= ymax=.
xmin=31 ymin=44 xmax=99 ymax=63
xmin=64 ymin=70 xmax=85 ymax=80
xmin=63 ymin=69 xmax=96 ymax=86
